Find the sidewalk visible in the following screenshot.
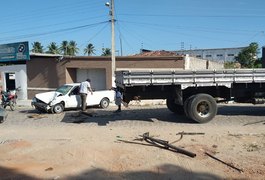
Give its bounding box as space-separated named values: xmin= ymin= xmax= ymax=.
xmin=17 ymin=99 xmax=32 ymax=107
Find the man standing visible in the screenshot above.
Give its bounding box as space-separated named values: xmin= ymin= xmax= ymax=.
xmin=114 ymin=88 xmax=123 ymax=112
xmin=79 ymin=79 xmax=93 ymax=111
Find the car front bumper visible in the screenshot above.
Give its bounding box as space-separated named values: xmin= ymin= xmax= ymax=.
xmin=31 ymin=98 xmax=52 ymax=112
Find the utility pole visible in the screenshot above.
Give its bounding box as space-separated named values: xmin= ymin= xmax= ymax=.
xmin=106 ymin=0 xmax=116 ymax=87
xmin=120 ymin=35 xmax=123 ymax=56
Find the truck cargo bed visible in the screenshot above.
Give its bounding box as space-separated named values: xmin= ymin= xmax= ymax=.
xmin=115 ymin=69 xmax=265 ymax=89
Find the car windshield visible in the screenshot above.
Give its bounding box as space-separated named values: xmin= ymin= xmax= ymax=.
xmin=56 ymin=85 xmax=73 ymax=95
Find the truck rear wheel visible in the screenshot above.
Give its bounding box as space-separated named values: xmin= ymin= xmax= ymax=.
xmin=188 ymin=94 xmax=217 ymax=123
xmin=183 ymin=95 xmax=196 ymax=118
xmin=166 ymin=98 xmax=184 ymax=115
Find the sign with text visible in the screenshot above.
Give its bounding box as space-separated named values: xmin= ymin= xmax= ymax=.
xmin=0 ymin=41 xmax=30 ymax=62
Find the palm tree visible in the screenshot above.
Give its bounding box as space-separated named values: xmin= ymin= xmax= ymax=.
xmin=60 ymin=41 xmax=69 ymax=55
xmin=101 ymin=48 xmax=111 ymax=56
xmin=68 ymin=40 xmax=79 ymax=56
xmin=46 ymin=42 xmax=60 ymax=54
xmin=84 ymin=43 xmax=96 ymax=56
xmin=31 ymin=41 xmax=44 ymax=53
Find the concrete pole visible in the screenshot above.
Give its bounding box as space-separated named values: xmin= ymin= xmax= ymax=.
xmin=110 ymin=0 xmax=116 ymax=87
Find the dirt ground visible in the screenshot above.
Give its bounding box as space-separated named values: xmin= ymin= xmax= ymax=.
xmin=0 ymin=103 xmax=265 ymax=180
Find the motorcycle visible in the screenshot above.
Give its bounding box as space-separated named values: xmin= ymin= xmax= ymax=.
xmin=0 ymin=88 xmax=19 ymax=111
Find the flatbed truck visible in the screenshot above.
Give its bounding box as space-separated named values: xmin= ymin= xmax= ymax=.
xmin=115 ymin=69 xmax=265 ymax=123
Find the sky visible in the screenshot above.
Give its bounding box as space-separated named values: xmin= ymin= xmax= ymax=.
xmin=0 ymin=0 xmax=265 ymax=56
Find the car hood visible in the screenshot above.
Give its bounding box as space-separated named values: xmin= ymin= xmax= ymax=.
xmin=35 ymin=91 xmax=62 ymax=104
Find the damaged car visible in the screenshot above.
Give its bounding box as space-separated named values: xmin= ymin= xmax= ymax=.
xmin=31 ymin=83 xmax=115 ymax=113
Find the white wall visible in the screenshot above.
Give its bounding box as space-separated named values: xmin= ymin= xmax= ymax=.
xmin=184 ymin=55 xmax=224 ymax=70
xmin=177 ymin=47 xmax=244 ymax=62
xmin=0 ymin=64 xmax=27 ymax=100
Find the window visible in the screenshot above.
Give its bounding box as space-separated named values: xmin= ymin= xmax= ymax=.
xmin=196 ymin=55 xmax=202 ymax=58
xmin=70 ymin=86 xmax=80 ymax=95
xmin=206 ymin=55 xmax=212 ymax=57
xmin=228 ymin=54 xmax=234 ymax=57
xmin=217 ymin=54 xmax=223 ymax=57
xmin=56 ymin=85 xmax=73 ymax=95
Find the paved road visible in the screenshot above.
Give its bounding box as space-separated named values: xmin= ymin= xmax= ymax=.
xmin=2 ymin=103 xmax=265 ymax=127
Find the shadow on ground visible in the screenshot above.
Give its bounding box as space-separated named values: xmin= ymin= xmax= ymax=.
xmin=17 ymin=104 xmax=265 ymax=126
xmin=218 ymin=104 xmax=265 ymax=116
xmin=0 ymin=164 xmax=222 ymax=180
xmin=60 ymin=107 xmax=195 ymax=126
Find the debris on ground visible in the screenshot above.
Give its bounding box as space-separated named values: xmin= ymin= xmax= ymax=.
xmin=132 ymin=132 xmax=197 ymax=158
xmin=27 ymin=114 xmax=47 ymax=119
xmin=170 ymin=131 xmax=205 ymax=144
xmin=205 ymin=152 xmax=243 ymax=173
xmin=243 ymin=120 xmax=265 ymax=126
xmin=44 ymin=167 xmax=53 ymax=171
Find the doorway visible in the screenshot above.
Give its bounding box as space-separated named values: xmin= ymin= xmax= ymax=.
xmin=5 ymin=73 xmax=16 ymax=91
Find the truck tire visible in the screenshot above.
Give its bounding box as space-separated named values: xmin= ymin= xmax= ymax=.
xmin=183 ymin=95 xmax=196 ymax=118
xmin=166 ymin=98 xmax=184 ymax=115
xmin=188 ymin=94 xmax=217 ymax=123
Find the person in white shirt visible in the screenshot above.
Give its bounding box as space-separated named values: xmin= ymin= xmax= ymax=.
xmin=79 ymin=79 xmax=93 ymax=111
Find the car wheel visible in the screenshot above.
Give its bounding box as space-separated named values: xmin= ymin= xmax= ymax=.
xmin=100 ymin=98 xmax=109 ymax=109
xmin=52 ymin=103 xmax=64 ymax=114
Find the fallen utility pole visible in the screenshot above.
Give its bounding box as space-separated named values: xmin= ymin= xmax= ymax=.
xmin=205 ymin=152 xmax=243 ymax=173
xmin=140 ymin=132 xmax=196 ymax=158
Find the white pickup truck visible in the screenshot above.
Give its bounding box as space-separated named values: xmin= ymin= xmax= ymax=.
xmin=31 ymin=83 xmax=115 ymax=113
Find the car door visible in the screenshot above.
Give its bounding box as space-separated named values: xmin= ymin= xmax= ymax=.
xmin=65 ymin=86 xmax=81 ymax=108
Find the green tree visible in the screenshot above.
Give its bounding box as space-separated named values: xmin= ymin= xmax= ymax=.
xmin=254 ymin=58 xmax=262 ymax=68
xmin=68 ymin=40 xmax=79 ymax=56
xmin=31 ymin=41 xmax=44 ymax=53
xmin=235 ymin=42 xmax=259 ymax=68
xmin=46 ymin=42 xmax=60 ymax=54
xmin=84 ymin=43 xmax=96 ymax=56
xmin=60 ymin=41 xmax=69 ymax=55
xmin=101 ymin=48 xmax=111 ymax=56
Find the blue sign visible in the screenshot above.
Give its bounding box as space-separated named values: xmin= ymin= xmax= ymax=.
xmin=0 ymin=41 xmax=30 ymax=62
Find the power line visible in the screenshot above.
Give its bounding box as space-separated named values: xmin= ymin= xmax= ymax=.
xmin=117 ymin=21 xmax=156 ymax=50
xmin=79 ymin=23 xmax=109 ymax=50
xmin=119 ymin=20 xmax=262 ymax=34
xmin=0 ymin=1 xmax=107 ymax=29
xmin=116 ymin=21 xmax=136 ymax=55
xmin=118 ymin=13 xmax=265 ymax=18
xmin=0 ymin=15 xmax=106 ymax=35
xmin=0 ymin=21 xmax=109 ymax=42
